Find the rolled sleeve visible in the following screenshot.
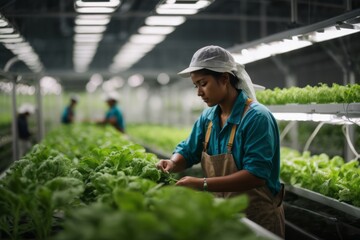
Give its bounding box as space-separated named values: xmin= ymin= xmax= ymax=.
xmin=174 ymin=115 xmax=207 ymax=168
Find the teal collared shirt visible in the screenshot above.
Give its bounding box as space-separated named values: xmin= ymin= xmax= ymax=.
xmin=105 ymin=105 xmax=125 ymax=131
xmin=174 ymin=90 xmax=281 ymax=195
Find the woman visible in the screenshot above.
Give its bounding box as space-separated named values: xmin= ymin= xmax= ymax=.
xmin=156 ymin=45 xmax=285 ymax=238
xmin=100 ymin=92 xmax=126 ymax=133
xmin=61 ymin=95 xmax=78 ymax=124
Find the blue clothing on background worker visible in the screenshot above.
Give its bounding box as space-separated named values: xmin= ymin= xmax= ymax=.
xmin=105 ymin=104 xmax=125 ymax=133
xmin=17 ymin=103 xmax=35 ymax=158
xmin=101 ymin=92 xmax=125 ymax=133
xmin=61 ymin=95 xmax=78 ymax=124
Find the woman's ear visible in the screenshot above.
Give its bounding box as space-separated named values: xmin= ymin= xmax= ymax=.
xmin=220 ymin=73 xmax=231 ymax=86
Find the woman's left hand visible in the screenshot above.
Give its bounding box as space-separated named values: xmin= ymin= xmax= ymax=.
xmin=175 ymin=176 xmax=202 ymax=190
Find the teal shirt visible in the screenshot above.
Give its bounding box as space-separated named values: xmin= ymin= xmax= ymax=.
xmin=61 ymin=106 xmax=74 ymax=124
xmin=106 ymin=105 xmax=125 ymax=131
xmin=175 ymin=90 xmax=281 ymax=195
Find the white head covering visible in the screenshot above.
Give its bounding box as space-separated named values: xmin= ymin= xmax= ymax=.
xmin=70 ymin=95 xmax=79 ymax=102
xmin=104 ymin=91 xmax=120 ymax=102
xmin=18 ymin=103 xmax=35 ymax=114
xmin=178 ymin=45 xmax=257 ymax=100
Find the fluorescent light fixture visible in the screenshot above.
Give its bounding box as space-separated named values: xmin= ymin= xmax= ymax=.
xmin=268 ymin=38 xmax=312 ymax=54
xmin=74 ymin=48 xmax=96 ymax=54
xmin=12 ymin=46 xmax=33 ymax=54
xmin=75 ymin=0 xmax=120 ymax=8
xmin=74 ymin=38 xmax=102 ymax=43
xmin=74 ymin=50 xmax=96 ymax=55
xmin=233 ymin=38 xmax=312 ymax=64
xmin=145 ymin=16 xmax=186 ymax=26
xmin=109 ymin=0 xmax=214 ymax=72
xmin=74 ymin=33 xmax=103 ymax=39
xmin=157 ymin=73 xmax=170 ymax=85
xmin=0 ymin=37 xmax=24 ymax=43
xmin=89 ymin=73 xmax=104 ymax=86
xmin=155 ymin=0 xmax=212 ymax=14
xmin=121 ymin=42 xmax=155 ymax=51
xmin=74 ymin=34 xmax=103 ymax=42
xmin=77 ymin=15 xmax=110 ymax=20
xmin=74 ymin=55 xmax=94 ymax=59
xmin=0 ymin=27 xmax=14 ymax=34
xmin=74 ymin=26 xmax=107 ymax=33
xmin=40 ymin=76 xmax=62 ymax=95
xmin=102 ymin=77 xmax=125 ymax=91
xmin=308 ymin=26 xmax=360 ymax=42
xmin=138 ymin=26 xmax=175 ymax=35
xmin=159 ymin=1 xmax=211 ymax=10
xmin=128 ymin=74 xmax=144 ymax=87
xmin=233 ymin=45 xmax=271 ymax=64
xmin=3 ymin=42 xmax=30 ymax=49
xmin=17 ymin=51 xmax=38 ymax=58
xmin=75 ymin=18 xmax=110 ymax=25
xmin=0 ymin=20 xmax=8 ymax=27
xmin=0 ymin=33 xmax=20 ymax=38
xmin=75 ymin=7 xmax=116 ymax=13
xmin=156 ymin=8 xmax=198 ymax=15
xmin=130 ymin=34 xmax=166 ymax=44
xmin=228 ymin=9 xmax=360 ymax=65
xmin=114 ymin=54 xmax=145 ymax=63
xmin=74 ymin=45 xmax=98 ymax=51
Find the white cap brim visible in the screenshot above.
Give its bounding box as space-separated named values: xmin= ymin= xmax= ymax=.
xmin=177 ymin=66 xmax=204 ymax=78
xmin=178 ymin=66 xmax=235 ymax=78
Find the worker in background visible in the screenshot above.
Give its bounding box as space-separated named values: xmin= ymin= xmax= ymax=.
xmin=17 ymin=103 xmax=35 ymax=158
xmin=99 ymin=91 xmax=125 ymax=133
xmin=156 ymin=45 xmax=285 ymax=238
xmin=61 ymin=95 xmax=78 ymax=124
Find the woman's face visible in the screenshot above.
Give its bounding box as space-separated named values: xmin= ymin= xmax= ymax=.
xmin=191 ymin=71 xmax=227 ymax=107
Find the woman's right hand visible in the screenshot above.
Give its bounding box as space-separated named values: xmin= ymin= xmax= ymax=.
xmin=156 ymin=159 xmax=175 ymax=173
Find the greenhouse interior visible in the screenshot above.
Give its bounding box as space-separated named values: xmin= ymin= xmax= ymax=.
xmin=1 ymin=0 xmax=360 ymax=239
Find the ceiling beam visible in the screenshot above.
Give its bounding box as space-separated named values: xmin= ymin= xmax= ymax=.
xmin=4 ymin=11 xmax=290 ymax=23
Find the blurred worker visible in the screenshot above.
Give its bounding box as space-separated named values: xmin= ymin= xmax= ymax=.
xmin=156 ymin=45 xmax=285 ymax=238
xmin=61 ymin=95 xmax=78 ymax=124
xmin=17 ymin=103 xmax=35 ymax=158
xmin=99 ymin=91 xmax=125 ymax=133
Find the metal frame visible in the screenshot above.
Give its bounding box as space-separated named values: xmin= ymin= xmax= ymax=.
xmin=228 ymin=8 xmax=360 ymax=53
xmin=3 ymin=57 xmax=21 ymax=162
xmin=267 ymin=103 xmax=360 ymax=118
xmin=285 ymin=184 xmax=360 ymax=218
xmin=240 ymin=218 xmax=283 ymax=240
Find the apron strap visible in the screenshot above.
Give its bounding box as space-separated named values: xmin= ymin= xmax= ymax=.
xmin=227 ymin=98 xmax=253 ymax=153
xmin=227 ymin=124 xmax=237 ymax=153
xmin=243 ymin=98 xmax=253 ymax=117
xmin=204 ymin=98 xmax=253 ymax=153
xmin=203 ymin=121 xmax=213 ymax=152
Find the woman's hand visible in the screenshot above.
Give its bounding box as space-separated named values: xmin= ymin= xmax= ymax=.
xmin=156 ymin=159 xmax=175 ymax=173
xmin=176 ymin=176 xmax=202 ymax=190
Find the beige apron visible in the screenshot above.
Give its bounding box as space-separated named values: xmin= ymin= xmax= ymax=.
xmin=200 ymin=99 xmax=285 ymax=238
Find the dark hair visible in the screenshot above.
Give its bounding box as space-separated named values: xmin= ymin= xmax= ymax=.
xmin=195 ymin=69 xmax=240 ymax=89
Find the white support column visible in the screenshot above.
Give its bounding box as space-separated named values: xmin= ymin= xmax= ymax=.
xmin=11 ymin=77 xmax=19 ymax=161
xmin=344 ymin=69 xmax=356 ymax=161
xmin=4 ymin=56 xmax=20 ymax=162
xmin=35 ymin=79 xmax=45 ymax=142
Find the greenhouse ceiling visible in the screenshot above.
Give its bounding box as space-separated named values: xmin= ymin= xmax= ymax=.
xmin=0 ymin=0 xmax=360 ymax=91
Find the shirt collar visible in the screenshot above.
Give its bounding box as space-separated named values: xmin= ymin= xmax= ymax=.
xmin=206 ymin=90 xmax=248 ymax=125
